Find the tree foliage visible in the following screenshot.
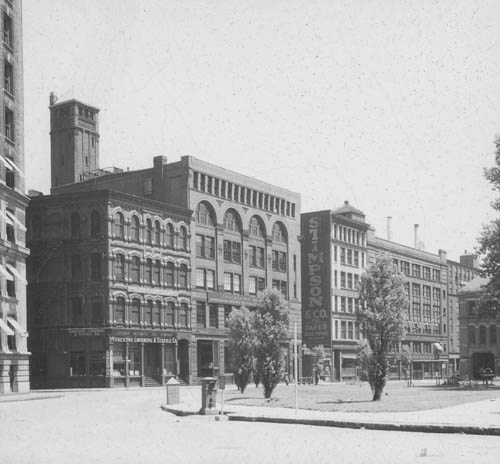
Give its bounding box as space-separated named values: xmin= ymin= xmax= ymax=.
xmin=478 ymin=135 xmax=500 ymax=318
xmin=357 ymin=254 xmax=409 ymax=400
xmin=227 ymin=307 xmax=257 ymax=393
xmin=253 ymin=289 xmax=290 ymax=399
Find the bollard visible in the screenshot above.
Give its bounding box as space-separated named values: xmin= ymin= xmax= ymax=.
xmin=165 ymin=377 xmax=180 ymax=405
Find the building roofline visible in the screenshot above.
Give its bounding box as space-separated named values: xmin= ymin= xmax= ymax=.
xmin=49 ymin=98 xmax=100 ymax=112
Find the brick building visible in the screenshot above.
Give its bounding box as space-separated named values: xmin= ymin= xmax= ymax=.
xmin=27 ymin=189 xmax=192 ymax=388
xmin=0 ymin=0 xmax=29 ymax=394
xmin=28 ymin=95 xmax=302 ymax=386
xmin=459 ymin=276 xmax=499 ymax=379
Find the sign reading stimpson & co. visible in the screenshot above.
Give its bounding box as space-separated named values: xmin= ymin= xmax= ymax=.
xmin=301 ymin=211 xmax=331 ymax=347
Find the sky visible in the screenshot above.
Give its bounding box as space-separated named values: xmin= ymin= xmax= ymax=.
xmin=22 ymin=0 xmax=500 ymax=261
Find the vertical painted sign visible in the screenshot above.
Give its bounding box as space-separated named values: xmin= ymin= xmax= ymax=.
xmin=301 ymin=211 xmax=331 ymax=347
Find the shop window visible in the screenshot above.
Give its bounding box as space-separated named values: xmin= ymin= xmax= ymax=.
xmin=128 ymin=347 xmax=140 ymax=375
xmin=69 ymin=352 xmax=85 ymax=377
xmin=89 ymin=352 xmax=106 ymax=376
xmin=90 ymin=211 xmax=100 ymax=237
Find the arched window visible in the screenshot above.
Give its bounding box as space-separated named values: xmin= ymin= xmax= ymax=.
xmin=115 ymin=254 xmax=125 ymax=282
xmin=165 ymin=223 xmax=174 ymax=248
xmin=90 ymin=211 xmax=101 ymax=237
xmin=154 ymin=301 xmax=161 ymax=325
xmin=179 ymin=303 xmax=188 ymax=327
xmin=223 ymin=210 xmax=241 ymax=233
xmin=490 ymin=325 xmax=497 ymax=345
xmin=115 ymin=212 xmax=124 ymax=238
xmin=131 ymin=298 xmax=141 ymax=325
xmin=32 ymin=215 xmax=42 ymax=240
xmin=115 ymin=297 xmax=126 ymax=324
xmin=71 ymin=212 xmax=81 ymax=239
xmin=165 ymin=302 xmax=175 ymax=326
xmin=179 ymin=226 xmax=188 ymax=250
xmin=165 ymin=262 xmax=175 ymax=287
xmin=154 ymin=220 xmax=161 ymax=245
xmin=272 ymin=222 xmax=287 ymax=243
xmin=145 ymin=258 xmax=153 ymax=284
xmin=130 ymin=256 xmax=140 ymax=283
xmin=71 ymin=254 xmax=82 ymax=281
xmin=145 ymin=218 xmax=152 ymax=244
xmin=71 ymin=297 xmax=83 ymax=324
xmin=196 ymin=202 xmax=215 ymax=227
xmin=249 ymin=216 xmax=265 ymax=238
xmin=131 ymin=216 xmax=140 ymax=242
xmin=154 ymin=260 xmax=161 ymax=285
xmin=179 ymin=263 xmax=188 ymax=288
xmin=90 ymin=296 xmax=103 ymax=325
xmin=145 ymin=300 xmax=153 ymax=326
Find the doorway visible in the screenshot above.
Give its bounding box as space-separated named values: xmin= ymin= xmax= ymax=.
xmin=178 ymin=340 xmax=190 ymax=383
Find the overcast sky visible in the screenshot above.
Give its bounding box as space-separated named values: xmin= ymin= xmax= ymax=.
xmin=23 ymin=0 xmax=500 ymax=260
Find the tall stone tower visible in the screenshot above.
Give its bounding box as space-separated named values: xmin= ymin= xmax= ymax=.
xmin=49 ymin=94 xmax=100 ymax=189
xmin=0 ymin=0 xmax=30 ymax=394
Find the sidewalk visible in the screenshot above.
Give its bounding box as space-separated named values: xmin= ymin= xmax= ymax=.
xmin=163 ymin=385 xmax=500 ymax=436
xmin=0 ymin=391 xmax=63 ymax=404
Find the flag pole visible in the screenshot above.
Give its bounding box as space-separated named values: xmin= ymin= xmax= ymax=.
xmin=294 ymin=321 xmax=298 ymax=414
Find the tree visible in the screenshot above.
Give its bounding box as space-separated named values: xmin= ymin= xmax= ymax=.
xmin=227 ymin=307 xmax=257 ymax=393
xmin=254 ymin=289 xmax=290 ymax=399
xmin=357 ymin=254 xmax=409 ymax=401
xmin=477 ymin=135 xmax=500 ymax=318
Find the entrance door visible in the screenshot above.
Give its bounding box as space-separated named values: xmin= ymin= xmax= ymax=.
xmin=198 ymin=340 xmax=215 ymax=378
xmin=144 ymin=345 xmax=160 ymax=377
xmin=178 ymin=340 xmax=190 ymax=383
xmin=472 ymin=352 xmax=495 ymax=379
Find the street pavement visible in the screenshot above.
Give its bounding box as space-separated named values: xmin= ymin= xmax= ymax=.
xmin=1 ymin=387 xmax=500 ymax=463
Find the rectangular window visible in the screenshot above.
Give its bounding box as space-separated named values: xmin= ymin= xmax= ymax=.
xmin=423 ymin=266 xmax=431 ymax=280
xmin=340 ymin=272 xmax=346 ymax=288
xmin=278 ymin=251 xmax=287 ymax=272
xmin=400 ymin=261 xmax=410 ymax=275
xmin=4 ymin=107 xmax=13 ymax=140
xmin=432 ymin=269 xmax=441 ymax=281
xmin=347 ymin=249 xmax=353 ymax=265
xmin=224 ymin=305 xmax=232 ymax=327
xmin=348 ymin=322 xmax=354 ymax=340
xmin=232 ymin=242 xmax=241 ymax=264
xmin=209 ymin=304 xmax=218 ymax=328
xmin=347 ymin=273 xmax=353 ymax=289
xmin=233 ymin=274 xmax=241 ymax=294
xmin=115 ymin=255 xmax=125 ymax=282
xmin=4 ymin=60 xmax=12 ymax=94
xmin=196 ymin=302 xmax=206 ymax=328
xmin=224 ymin=240 xmax=241 ymax=263
xmin=3 ymin=13 xmax=12 ymax=47
xmin=340 ymin=297 xmax=346 ymax=312
xmin=412 ymin=264 xmax=421 ymax=278
xmin=341 ymin=321 xmax=347 ymax=339
xmin=224 ymin=273 xmax=232 ymax=292
xmin=340 ymin=247 xmax=346 ymax=264
xmin=354 ymin=251 xmax=359 ymax=267
xmin=196 ymin=268 xmax=205 ymax=288
xmin=249 ymin=276 xmax=257 ymax=295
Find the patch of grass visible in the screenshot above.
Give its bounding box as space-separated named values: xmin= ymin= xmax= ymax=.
xmin=223 ymin=381 xmax=500 ymax=413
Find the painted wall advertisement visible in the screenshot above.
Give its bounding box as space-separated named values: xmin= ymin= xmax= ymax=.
xmin=301 ymin=211 xmax=331 ymax=347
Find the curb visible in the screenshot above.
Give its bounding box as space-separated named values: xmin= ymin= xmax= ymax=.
xmin=227 ymin=414 xmax=500 ymax=436
xmin=0 ymin=394 xmax=63 ymax=404
xmin=161 ymin=404 xmax=198 ymax=416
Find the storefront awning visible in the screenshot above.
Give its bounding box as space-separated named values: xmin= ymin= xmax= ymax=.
xmin=7 ymin=317 xmax=27 ymax=336
xmin=0 ymin=318 xmax=14 ymax=336
xmin=433 ymin=342 xmax=444 ymax=352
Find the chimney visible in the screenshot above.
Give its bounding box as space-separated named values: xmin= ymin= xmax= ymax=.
xmin=386 ymin=216 xmax=392 ymax=241
xmin=414 ymin=224 xmax=419 ymax=249
xmin=49 ymin=91 xmax=57 ymax=106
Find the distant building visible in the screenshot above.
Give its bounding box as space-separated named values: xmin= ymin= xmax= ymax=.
xmin=0 ymin=0 xmax=29 ymax=395
xmin=302 ymin=203 xmax=478 ymax=381
xmin=27 ymin=95 xmax=303 ymax=386
xmin=458 ymin=276 xmax=499 ymax=379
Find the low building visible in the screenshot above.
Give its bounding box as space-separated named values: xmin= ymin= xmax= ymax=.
xmin=458 ymin=276 xmax=499 ymax=379
xmin=27 ymin=189 xmax=192 ymax=388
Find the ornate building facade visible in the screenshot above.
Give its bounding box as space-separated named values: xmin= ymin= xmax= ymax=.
xmin=27 ymin=189 xmax=192 ymax=388
xmin=0 ymin=0 xmax=28 ymax=394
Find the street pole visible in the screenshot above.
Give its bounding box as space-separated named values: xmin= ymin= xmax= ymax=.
xmin=294 ymin=322 xmax=298 ymax=414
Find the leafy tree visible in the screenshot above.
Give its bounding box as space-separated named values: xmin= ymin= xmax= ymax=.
xmin=254 ymin=289 xmax=290 ymax=399
xmin=357 ymin=254 xmax=409 ymax=400
xmin=227 ymin=307 xmax=257 ymax=393
xmin=478 ymin=135 xmax=500 ymax=318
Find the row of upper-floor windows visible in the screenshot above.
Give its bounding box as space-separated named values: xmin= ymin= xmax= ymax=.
xmin=193 ymin=171 xmax=297 ymax=219
xmin=406 ymin=320 xmax=443 ymax=335
xmin=334 ymin=271 xmax=359 ymax=290
xmin=401 ymin=341 xmax=446 ymax=354
xmin=3 ymin=12 xmax=12 ymax=49
xmin=468 ymin=325 xmax=498 ymax=345
xmin=333 ymin=319 xmax=361 ymax=341
xmin=196 ymin=202 xmax=289 ymax=244
xmin=334 ymin=246 xmax=365 ymax=268
xmin=406 ymin=283 xmax=444 ymax=302
xmin=394 ymin=259 xmax=441 ymax=282
xmin=30 ymin=211 xmax=188 ymax=248
xmin=333 ymin=224 xmax=366 ymax=246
